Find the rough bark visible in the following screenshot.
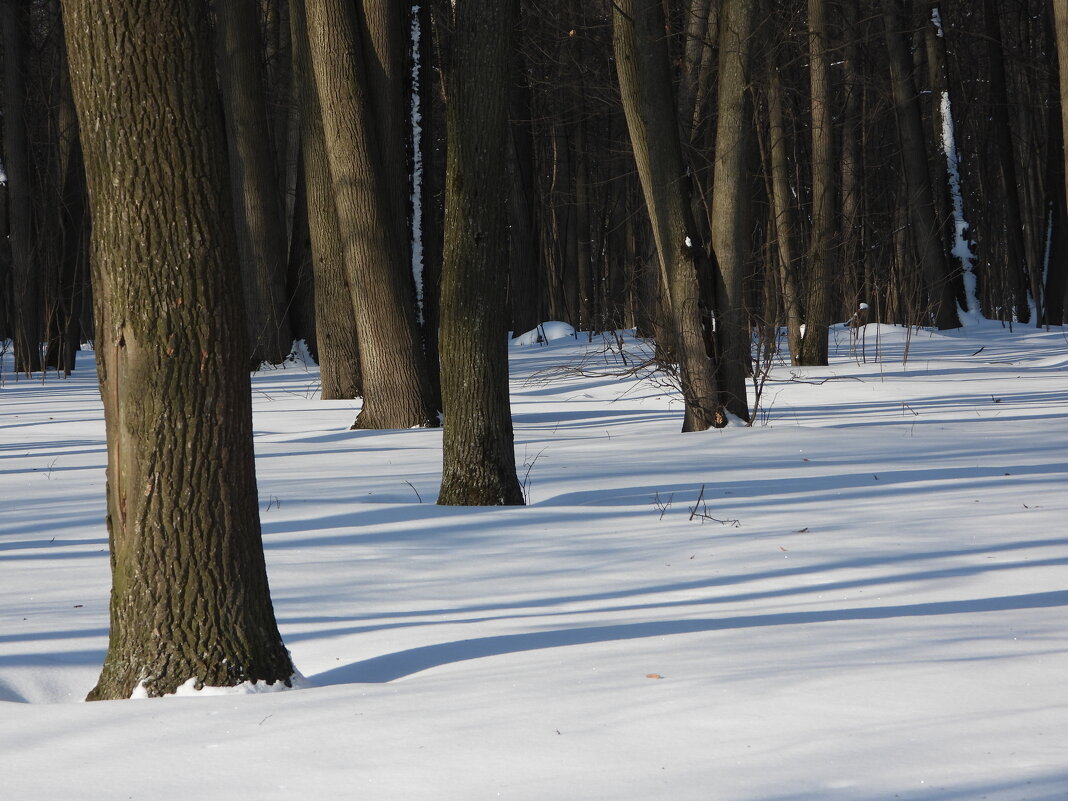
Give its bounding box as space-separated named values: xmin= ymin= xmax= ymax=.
xmin=613 ymin=0 xmax=724 ymax=432
xmin=709 ymin=0 xmax=753 ymax=420
xmin=303 ymin=0 xmax=436 ymax=429
xmin=436 ymin=0 xmax=524 ymax=506
xmin=61 ymin=0 xmax=295 ymax=700
xmin=213 ymin=0 xmax=293 ymax=366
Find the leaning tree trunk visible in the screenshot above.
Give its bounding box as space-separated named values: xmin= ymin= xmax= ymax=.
xmin=213 ymin=0 xmax=293 ymax=366
xmin=436 ymin=0 xmax=524 ymax=507
xmin=709 ymin=0 xmax=753 ymax=420
xmin=613 ymin=0 xmax=724 ymax=432
xmin=303 ymin=0 xmax=436 ymax=429
xmin=61 ymin=0 xmax=295 ymax=700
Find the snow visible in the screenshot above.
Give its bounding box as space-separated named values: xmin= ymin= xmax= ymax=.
xmin=3 ymin=321 xmax=1068 ymax=800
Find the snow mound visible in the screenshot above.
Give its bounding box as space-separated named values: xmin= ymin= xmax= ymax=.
xmin=511 ymin=321 xmax=577 ymax=346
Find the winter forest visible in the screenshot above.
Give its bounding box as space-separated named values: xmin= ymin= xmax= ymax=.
xmin=2 ymin=1 xmax=1068 ymax=799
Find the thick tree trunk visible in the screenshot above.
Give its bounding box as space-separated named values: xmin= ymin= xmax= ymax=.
xmin=213 ymin=0 xmax=293 ymax=366
xmin=709 ymin=0 xmax=753 ymax=420
xmin=436 ymin=0 xmax=524 ymax=507
xmin=290 ymin=0 xmax=361 ymax=398
xmin=884 ymin=0 xmax=962 ymax=330
xmin=613 ymin=0 xmax=724 ymax=432
xmin=303 ymin=0 xmax=436 ymax=429
xmin=61 ymin=0 xmax=295 ymax=700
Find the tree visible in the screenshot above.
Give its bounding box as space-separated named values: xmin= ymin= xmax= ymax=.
xmin=883 ymin=0 xmax=962 ymax=330
xmin=302 ymin=0 xmax=437 ymax=429
xmin=613 ymin=0 xmax=724 ymax=432
xmin=213 ymin=0 xmax=294 ymax=366
xmin=2 ymin=0 xmax=42 ymax=374
xmin=797 ymin=0 xmax=835 ymax=365
xmin=435 ymin=0 xmax=525 ymax=506
xmin=290 ymin=0 xmax=362 ymax=399
xmin=61 ymin=0 xmax=295 ymax=699
xmin=709 ymin=0 xmax=754 ymax=419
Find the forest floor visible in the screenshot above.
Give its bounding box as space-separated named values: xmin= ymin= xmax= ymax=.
xmin=2 ymin=320 xmax=1067 ymax=800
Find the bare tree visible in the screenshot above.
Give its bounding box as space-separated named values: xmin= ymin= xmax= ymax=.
xmin=62 ymin=0 xmax=295 ymax=699
xmin=435 ymin=0 xmax=524 ymax=506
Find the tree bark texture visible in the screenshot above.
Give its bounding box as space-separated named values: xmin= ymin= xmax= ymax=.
xmin=290 ymin=0 xmax=362 ymax=399
xmin=61 ymin=0 xmax=295 ymax=700
xmin=613 ymin=0 xmax=724 ymax=432
xmin=436 ymin=0 xmax=524 ymax=506
xmin=213 ymin=0 xmax=293 ymax=365
xmin=709 ymin=0 xmax=753 ymax=420
xmin=303 ymin=0 xmax=436 ymax=429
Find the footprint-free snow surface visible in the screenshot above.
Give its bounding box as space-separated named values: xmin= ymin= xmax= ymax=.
xmin=2 ymin=322 xmax=1066 ymax=800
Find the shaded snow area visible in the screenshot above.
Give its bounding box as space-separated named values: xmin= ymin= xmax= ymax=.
xmin=2 ymin=321 xmax=1067 ymax=800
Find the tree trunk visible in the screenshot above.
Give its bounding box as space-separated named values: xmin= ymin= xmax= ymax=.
xmin=213 ymin=0 xmax=293 ymax=366
xmin=797 ymin=0 xmax=835 ymax=365
xmin=290 ymin=0 xmax=361 ymax=398
xmin=883 ymin=0 xmax=962 ymax=330
xmin=1053 ymin=0 xmax=1068 ymax=323
xmin=709 ymin=0 xmax=753 ymax=420
xmin=765 ymin=58 xmax=804 ymax=365
xmin=2 ymin=2 xmax=42 ymax=374
xmin=302 ymin=0 xmax=436 ymax=429
xmin=436 ymin=0 xmax=524 ymax=507
xmin=983 ymin=0 xmax=1029 ymax=323
xmin=613 ymin=0 xmax=724 ymax=432
xmin=61 ymin=0 xmax=295 ymax=700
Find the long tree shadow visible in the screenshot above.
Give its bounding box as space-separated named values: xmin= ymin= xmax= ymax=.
xmin=308 ymin=589 xmax=1068 ymax=685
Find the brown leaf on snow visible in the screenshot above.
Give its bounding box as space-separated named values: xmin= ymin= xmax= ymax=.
xmin=646 ymin=673 xmax=664 ymax=679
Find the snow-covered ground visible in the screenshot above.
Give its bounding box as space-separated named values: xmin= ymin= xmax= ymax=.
xmin=2 ymin=321 xmax=1066 ymax=800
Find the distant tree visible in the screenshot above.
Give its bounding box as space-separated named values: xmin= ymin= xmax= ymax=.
xmin=290 ymin=0 xmax=362 ymax=399
xmin=883 ymin=0 xmax=962 ymax=330
xmin=2 ymin=0 xmax=42 ymax=374
xmin=61 ymin=0 xmax=295 ymax=699
xmin=435 ymin=0 xmax=525 ymax=506
xmin=797 ymin=0 xmax=835 ymax=365
xmin=1051 ymin=0 xmax=1068 ymax=323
